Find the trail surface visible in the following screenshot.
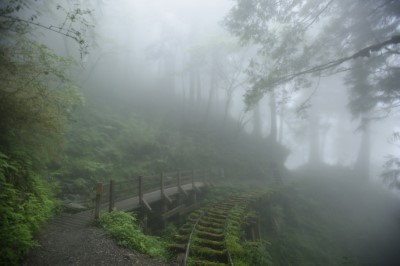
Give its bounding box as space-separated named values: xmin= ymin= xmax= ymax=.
xmin=24 ymin=212 xmax=168 ymax=266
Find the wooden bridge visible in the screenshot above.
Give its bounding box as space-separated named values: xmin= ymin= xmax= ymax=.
xmin=94 ymin=169 xmax=217 ymax=223
xmin=51 ymin=169 xmax=219 ymax=231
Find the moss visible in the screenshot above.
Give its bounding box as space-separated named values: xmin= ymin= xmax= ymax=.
xmin=187 ymin=258 xmax=227 ymax=266
xmin=196 ymin=224 xmax=223 ymax=234
xmin=194 ymin=238 xmax=225 ymax=249
xmin=191 ymin=246 xmax=227 ymax=259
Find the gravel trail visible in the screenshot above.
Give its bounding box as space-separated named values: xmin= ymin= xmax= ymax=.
xmin=24 ymin=213 xmax=171 ymax=266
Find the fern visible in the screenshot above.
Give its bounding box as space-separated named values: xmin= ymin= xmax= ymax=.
xmin=99 ymin=211 xmax=170 ymax=261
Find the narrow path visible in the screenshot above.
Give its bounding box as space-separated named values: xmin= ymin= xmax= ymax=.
xmin=24 ymin=182 xmax=205 ymax=265
xmin=24 ymin=211 xmax=169 ymax=266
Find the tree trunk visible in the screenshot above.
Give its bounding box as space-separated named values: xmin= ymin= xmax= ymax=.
xmin=269 ymin=90 xmax=277 ymax=142
xmin=195 ymin=68 xmax=202 ymax=104
xmin=253 ymin=103 xmax=262 ymax=137
xmin=189 ymin=68 xmax=195 ymax=104
xmin=223 ymin=90 xmax=233 ymax=124
xmin=308 ymin=114 xmax=320 ymax=164
xmin=354 ymin=118 xmax=370 ymax=180
xmin=278 ymin=95 xmax=285 ymax=144
xmin=205 ymin=58 xmax=218 ymax=122
xmin=163 ymin=53 xmax=175 ymax=96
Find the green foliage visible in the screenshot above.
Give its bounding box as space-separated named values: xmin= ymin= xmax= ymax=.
xmin=0 ymin=2 xmax=89 ymax=264
xmin=160 ymin=223 xmax=178 ymax=241
xmin=226 ymin=204 xmax=252 ymax=265
xmin=53 ymin=88 xmax=287 ymax=200
xmin=243 ymin=241 xmax=273 ymax=266
xmin=223 ymin=195 xmax=273 ymax=266
xmin=0 ymin=34 xmax=84 ymax=175
xmin=52 ymin=102 xmax=170 ymax=198
xmin=0 ymin=153 xmax=58 ymax=265
xmin=224 ymin=0 xmax=400 ymax=134
xmin=99 ymin=211 xmax=170 ymax=261
xmin=381 ymin=154 xmax=400 ymax=189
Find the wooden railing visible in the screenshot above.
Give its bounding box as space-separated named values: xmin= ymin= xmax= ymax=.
xmin=94 ymin=169 xmax=217 ymax=219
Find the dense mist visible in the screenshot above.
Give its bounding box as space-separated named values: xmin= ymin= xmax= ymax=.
xmin=1 ymin=0 xmax=400 ymax=265
xmin=56 ymin=0 xmax=399 ymax=174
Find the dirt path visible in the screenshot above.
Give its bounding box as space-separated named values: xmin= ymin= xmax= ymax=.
xmin=24 ymin=212 xmax=171 ymax=266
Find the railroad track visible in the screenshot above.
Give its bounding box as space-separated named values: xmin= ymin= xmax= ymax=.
xmin=170 ymin=194 xmax=257 ymax=266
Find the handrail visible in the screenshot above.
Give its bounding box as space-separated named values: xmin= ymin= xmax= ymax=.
xmin=94 ymin=168 xmax=223 ymax=219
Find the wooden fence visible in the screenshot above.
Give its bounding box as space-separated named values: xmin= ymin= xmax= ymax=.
xmin=94 ymin=169 xmax=218 ymax=219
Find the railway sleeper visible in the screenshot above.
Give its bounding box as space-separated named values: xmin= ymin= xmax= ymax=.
xmin=206 ymin=212 xmax=229 ymax=219
xmin=189 ymin=211 xmax=204 ymax=219
xmin=191 ymin=246 xmax=227 ymax=262
xmin=178 ymin=227 xmax=192 ymax=235
xmin=174 ymin=234 xmax=189 ymax=243
xmin=168 ymin=243 xmax=186 ymax=253
xmin=212 ymin=204 xmax=234 ymax=209
xmin=209 ymin=209 xmax=231 ymax=214
xmin=196 ymin=224 xmax=223 ymax=234
xmin=181 ymin=223 xmax=193 ymax=229
xmin=188 ymin=217 xmax=201 ymax=223
xmin=201 ymin=216 xmax=226 ymax=224
xmin=198 ymin=219 xmax=225 ymax=228
xmin=216 ymin=203 xmax=235 ymax=208
xmin=196 ymin=230 xmax=224 ymax=241
xmin=228 ymin=213 xmax=242 ymax=220
xmin=188 ymin=259 xmax=227 ymax=266
xmin=193 ymin=238 xmax=225 ymax=250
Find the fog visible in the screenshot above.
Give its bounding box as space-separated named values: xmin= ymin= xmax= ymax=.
xmin=56 ymin=0 xmax=399 ymax=176
xmin=3 ymin=0 xmax=400 ymax=264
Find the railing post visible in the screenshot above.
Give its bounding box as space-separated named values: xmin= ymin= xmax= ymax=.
xmin=192 ymin=169 xmax=197 ymax=203
xmin=160 ymin=172 xmax=172 ymax=212
xmin=191 ymin=169 xmax=195 ymax=187
xmin=139 ymin=175 xmax=152 ymax=212
xmin=177 ymin=169 xmax=181 ymax=189
xmin=95 ymin=182 xmax=103 ymax=219
xmin=160 ymin=172 xmax=166 ymax=212
xmin=160 ymin=172 xmax=164 ymax=197
xmin=109 ymin=180 xmax=115 ymax=212
xmin=177 ymin=170 xmax=183 ymax=224
xmin=139 ymin=175 xmax=143 ymax=205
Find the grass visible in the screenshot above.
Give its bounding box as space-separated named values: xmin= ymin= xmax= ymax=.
xmin=98 ymin=210 xmax=170 ymax=261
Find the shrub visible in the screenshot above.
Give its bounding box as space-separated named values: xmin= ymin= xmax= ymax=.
xmin=99 ymin=211 xmax=170 ymax=261
xmin=0 ymin=154 xmax=57 ymax=265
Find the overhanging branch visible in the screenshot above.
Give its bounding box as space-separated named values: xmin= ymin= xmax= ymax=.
xmin=266 ymin=35 xmax=400 ymax=87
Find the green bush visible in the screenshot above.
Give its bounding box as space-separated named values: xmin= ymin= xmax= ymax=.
xmin=99 ymin=211 xmax=170 ymax=261
xmin=0 ymin=153 xmax=57 ymax=265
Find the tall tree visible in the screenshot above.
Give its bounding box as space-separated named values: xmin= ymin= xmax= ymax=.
xmin=0 ymin=1 xmax=91 ymax=263
xmin=308 ymin=114 xmax=321 ymax=164
xmin=252 ymin=103 xmax=262 ymax=137
xmin=225 ymin=0 xmax=400 ymax=179
xmin=224 ymin=0 xmax=400 ymax=108
xmin=269 ymin=90 xmax=278 ymax=142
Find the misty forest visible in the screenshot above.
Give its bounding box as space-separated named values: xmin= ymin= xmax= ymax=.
xmin=1 ymin=0 xmax=400 ymax=265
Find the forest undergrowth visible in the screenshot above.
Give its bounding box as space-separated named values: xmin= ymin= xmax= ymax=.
xmin=258 ymin=164 xmax=400 ymax=265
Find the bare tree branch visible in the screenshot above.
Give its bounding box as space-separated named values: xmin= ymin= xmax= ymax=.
xmin=265 ymin=35 xmax=400 ymax=88
xmin=303 ymin=0 xmax=334 ymax=30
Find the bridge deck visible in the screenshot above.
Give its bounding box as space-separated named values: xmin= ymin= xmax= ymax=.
xmin=116 ymin=181 xmax=204 ymax=211
xmin=50 ymin=182 xmax=205 ymax=229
